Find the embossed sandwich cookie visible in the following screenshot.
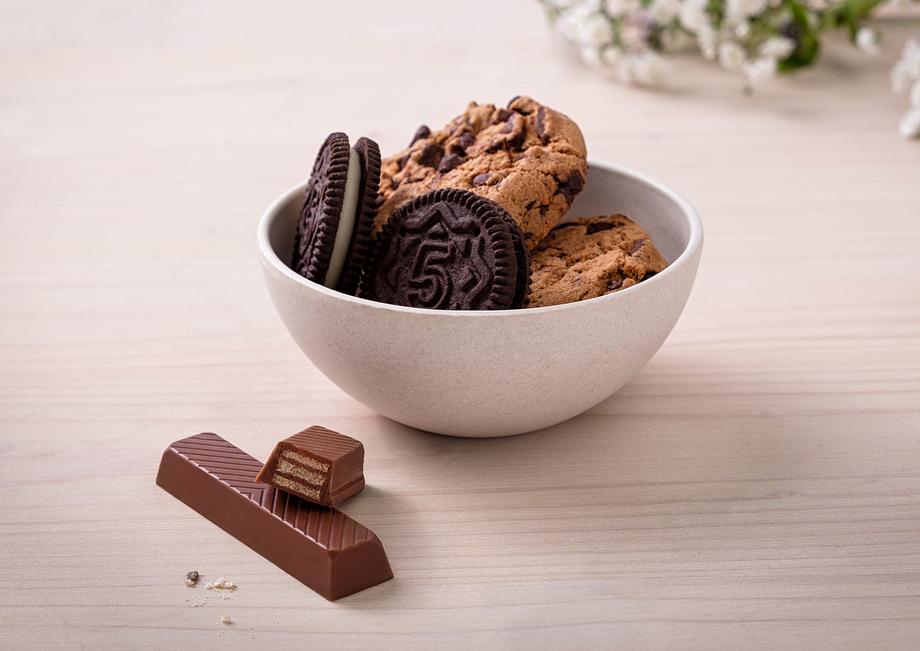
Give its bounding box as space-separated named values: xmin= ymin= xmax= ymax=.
xmin=292 ymin=132 xmax=381 ymax=295
xmin=377 ymin=96 xmax=588 ymax=250
xmin=363 ymin=188 xmax=531 ymax=310
xmin=529 ymin=214 xmax=668 ymax=308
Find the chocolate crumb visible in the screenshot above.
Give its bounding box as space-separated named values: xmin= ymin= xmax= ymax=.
xmin=438 ymin=153 xmax=465 ymax=173
xmin=557 ymin=171 xmax=585 ymax=203
xmin=472 ymin=172 xmax=492 ymax=186
xmin=417 ymin=143 xmax=444 ymax=168
xmin=185 ymin=571 xmax=200 ymax=587
xmin=629 ymin=239 xmax=646 ymax=254
xmin=585 ymin=222 xmax=615 ymax=235
xmin=409 ymin=125 xmax=430 ymax=146
xmin=535 ymin=107 xmax=549 ymax=144
xmin=458 ymin=131 xmax=474 ymax=150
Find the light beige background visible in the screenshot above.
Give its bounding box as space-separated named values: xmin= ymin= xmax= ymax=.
xmin=2 ymin=1 xmax=919 ymax=649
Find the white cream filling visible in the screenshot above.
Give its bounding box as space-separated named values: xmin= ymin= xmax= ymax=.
xmin=324 ymin=148 xmax=360 ymax=288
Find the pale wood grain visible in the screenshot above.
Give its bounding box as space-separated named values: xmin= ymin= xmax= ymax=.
xmin=1 ymin=1 xmax=920 ymax=649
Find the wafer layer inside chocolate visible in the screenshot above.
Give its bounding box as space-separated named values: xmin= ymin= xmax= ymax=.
xmin=257 ymin=426 xmax=365 ymax=506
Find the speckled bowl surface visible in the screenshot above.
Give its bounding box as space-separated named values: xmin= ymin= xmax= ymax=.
xmin=258 ymin=161 xmax=703 ymax=437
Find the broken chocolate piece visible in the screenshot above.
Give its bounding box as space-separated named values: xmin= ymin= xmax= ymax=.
xmin=156 ymin=433 xmax=391 ymax=601
xmin=257 ymin=426 xmax=365 ymax=506
xmin=417 ymin=142 xmax=444 ymax=168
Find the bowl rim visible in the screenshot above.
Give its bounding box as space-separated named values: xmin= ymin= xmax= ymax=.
xmin=257 ymin=159 xmax=703 ymax=317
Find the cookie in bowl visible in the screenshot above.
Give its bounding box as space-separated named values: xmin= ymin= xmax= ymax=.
xmin=363 ymin=188 xmax=531 ymax=310
xmin=377 ymin=96 xmax=588 ymax=250
xmin=529 ymin=214 xmax=668 ymax=308
xmin=292 ymin=132 xmax=381 ymax=296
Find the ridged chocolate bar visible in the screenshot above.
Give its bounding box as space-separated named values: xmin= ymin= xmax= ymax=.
xmin=256 ymin=426 xmax=365 ymax=506
xmin=155 ymin=433 xmax=392 ymax=601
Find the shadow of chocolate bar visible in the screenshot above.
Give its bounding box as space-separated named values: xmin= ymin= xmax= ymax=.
xmin=156 ymin=433 xmax=392 ymax=601
xmin=257 ymin=426 xmax=365 ymax=506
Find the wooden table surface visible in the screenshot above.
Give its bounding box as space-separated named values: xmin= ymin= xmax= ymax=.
xmin=2 ymin=1 xmax=919 ymax=649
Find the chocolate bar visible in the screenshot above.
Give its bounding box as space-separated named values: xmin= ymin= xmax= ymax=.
xmin=155 ymin=433 xmax=392 ymax=601
xmin=256 ymin=426 xmax=364 ymax=506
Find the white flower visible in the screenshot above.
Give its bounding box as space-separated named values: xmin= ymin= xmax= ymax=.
xmin=620 ymin=19 xmax=648 ymax=51
xmin=580 ymin=12 xmax=615 ymax=46
xmin=760 ymin=37 xmax=795 ymax=60
xmin=734 ymin=22 xmax=751 ymax=39
xmin=697 ymin=23 xmax=717 ymax=60
xmin=743 ymin=57 xmax=777 ymax=87
xmin=898 ymin=108 xmax=920 ymax=139
xmin=630 ymin=51 xmax=670 ymax=85
xmin=600 ymin=45 xmax=625 ymax=68
xmin=555 ymin=4 xmax=598 ymax=41
xmin=901 ymin=39 xmax=920 ymax=74
xmin=856 ymin=27 xmax=880 ymax=55
xmin=726 ymin=0 xmax=768 ymax=24
xmin=678 ymin=0 xmax=708 ymax=31
xmin=718 ymin=41 xmax=747 ymax=70
xmin=580 ymin=45 xmax=602 ymax=67
xmin=604 ymin=0 xmax=640 ymax=17
xmin=891 ymin=39 xmax=920 ymax=93
xmin=911 ymin=80 xmax=920 ymax=108
xmin=649 ymin=0 xmax=682 ymax=23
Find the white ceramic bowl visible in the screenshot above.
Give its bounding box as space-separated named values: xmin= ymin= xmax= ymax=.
xmin=258 ymin=161 xmax=702 ymax=437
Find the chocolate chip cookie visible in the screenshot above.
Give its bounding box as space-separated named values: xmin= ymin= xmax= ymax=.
xmin=377 ymin=96 xmax=588 ymax=250
xmin=529 ymin=214 xmax=668 ymax=308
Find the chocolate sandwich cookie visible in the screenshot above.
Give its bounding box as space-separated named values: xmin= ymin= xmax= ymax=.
xmin=292 ymin=132 xmax=381 ymax=295
xmin=363 ymin=188 xmax=531 ymax=310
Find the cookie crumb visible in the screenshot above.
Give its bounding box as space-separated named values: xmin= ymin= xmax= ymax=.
xmin=185 ymin=571 xmax=200 ymax=587
xmin=205 ymin=577 xmax=237 ymax=591
xmin=219 ymin=615 xmax=232 ymax=625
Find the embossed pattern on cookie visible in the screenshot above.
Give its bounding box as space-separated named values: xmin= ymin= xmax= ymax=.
xmin=363 ymin=189 xmax=530 ymax=310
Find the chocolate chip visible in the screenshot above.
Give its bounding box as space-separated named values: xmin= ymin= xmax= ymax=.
xmin=472 ymin=172 xmax=492 ymax=186
xmin=505 ymin=116 xmax=526 ymax=150
xmin=607 ymin=276 xmax=623 ymax=291
xmin=438 ymin=153 xmax=465 ymax=173
xmin=585 ymin=222 xmax=615 ymax=235
xmin=459 ymin=131 xmax=474 ymax=150
xmin=496 ymin=108 xmax=512 ymax=122
xmin=396 ymin=153 xmax=410 ymax=171
xmin=557 ymin=171 xmax=585 ymax=204
xmin=629 ymin=239 xmax=646 ymax=254
xmin=186 ymin=571 xmax=200 ymax=586
xmin=535 ymin=107 xmax=548 ymax=144
xmin=410 ymin=125 xmax=431 ymax=146
xmin=417 ymin=143 xmax=444 ymax=168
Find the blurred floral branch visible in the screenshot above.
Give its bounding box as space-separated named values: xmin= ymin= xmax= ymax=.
xmin=540 ymin=0 xmax=920 ymax=138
